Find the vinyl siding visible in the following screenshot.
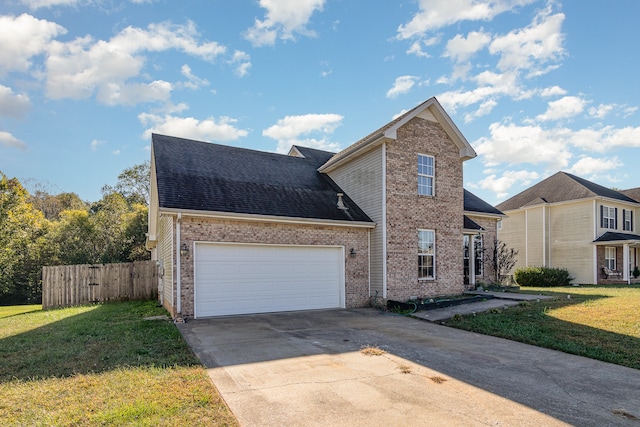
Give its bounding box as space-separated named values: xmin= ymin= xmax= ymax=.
xmin=549 ymin=201 xmax=594 ymax=284
xmin=158 ymin=215 xmax=174 ymax=312
xmin=327 ymin=146 xmax=384 ymax=297
xmin=498 ymin=210 xmax=526 ymax=272
xmin=526 ymin=206 xmax=545 ymax=267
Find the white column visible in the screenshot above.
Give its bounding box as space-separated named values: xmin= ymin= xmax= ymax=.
xmin=623 ymin=243 xmax=630 ymax=283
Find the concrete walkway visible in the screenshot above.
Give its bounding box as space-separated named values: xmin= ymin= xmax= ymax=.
xmin=412 ymin=291 xmax=553 ymax=322
xmin=179 ymin=308 xmax=640 ymax=427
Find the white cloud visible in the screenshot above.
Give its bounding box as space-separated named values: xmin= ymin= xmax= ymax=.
xmin=566 ymin=125 xmax=640 ymax=152
xmin=179 ymin=64 xmax=210 ymax=90
xmin=263 ymin=113 xmax=343 ymax=153
xmin=112 ymin=149 xmax=120 ymax=155
xmin=475 ymin=169 xmax=540 ymax=199
xmin=397 ymin=0 xmax=535 ymax=39
xmin=489 ymin=6 xmax=565 ymax=75
xmin=22 ymin=0 xmax=158 ymax=9
xmin=244 ymin=0 xmax=325 ymax=47
xmin=567 ymin=156 xmax=622 ymax=177
xmin=45 ymin=21 xmax=226 ymax=104
xmin=588 ymin=103 xmax=615 ymax=119
xmin=139 ymin=113 xmax=249 ymax=142
xmin=0 ymin=85 xmax=31 ymax=118
xmin=386 ymin=75 xmax=418 ymax=98
xmin=97 ymin=80 xmax=173 ymax=106
xmin=0 ymin=130 xmax=26 ymax=149
xmin=474 ymin=122 xmax=572 ymax=169
xmin=0 ymin=14 xmax=66 ymax=76
xmin=90 ymin=139 xmax=104 ymax=151
xmin=536 ymin=96 xmax=585 ymax=121
xmin=444 ymin=30 xmax=492 ymax=63
xmin=463 ymin=99 xmax=497 ymax=122
xmin=229 ymin=50 xmax=251 ymax=77
xmin=539 ymin=85 xmax=566 ymax=97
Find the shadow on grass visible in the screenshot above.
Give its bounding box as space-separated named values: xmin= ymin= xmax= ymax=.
xmin=0 ymin=300 xmax=199 ymax=383
xmin=445 ymin=289 xmax=640 ymax=370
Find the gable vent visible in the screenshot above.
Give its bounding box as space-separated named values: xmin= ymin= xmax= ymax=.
xmin=336 ymin=193 xmax=348 ymax=211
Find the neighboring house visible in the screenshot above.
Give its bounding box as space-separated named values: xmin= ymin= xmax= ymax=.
xmin=147 ymin=97 xmax=501 ymax=319
xmin=496 ymin=172 xmax=640 ymax=284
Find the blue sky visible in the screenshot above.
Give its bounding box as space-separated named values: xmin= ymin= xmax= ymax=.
xmin=1 ymin=0 xmax=639 ymax=204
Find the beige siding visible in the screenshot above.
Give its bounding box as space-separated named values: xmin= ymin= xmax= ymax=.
xmin=158 ymin=215 xmax=175 ymax=315
xmin=327 ymin=146 xmax=384 ymax=297
xmin=526 ymin=206 xmax=545 ymax=267
xmin=549 ymin=201 xmax=594 ymax=284
xmin=498 ymin=211 xmax=526 ymax=272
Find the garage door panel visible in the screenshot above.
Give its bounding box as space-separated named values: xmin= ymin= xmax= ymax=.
xmin=195 ymin=243 xmax=344 ymax=317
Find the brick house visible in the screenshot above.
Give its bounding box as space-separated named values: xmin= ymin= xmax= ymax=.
xmin=497 ymin=172 xmax=640 ymax=284
xmin=147 ymin=97 xmax=502 ymax=318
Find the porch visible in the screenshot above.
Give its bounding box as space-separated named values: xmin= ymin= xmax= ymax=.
xmin=593 ymin=232 xmax=640 ymax=284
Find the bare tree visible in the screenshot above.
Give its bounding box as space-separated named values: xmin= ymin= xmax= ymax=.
xmin=483 ymin=238 xmax=518 ymax=285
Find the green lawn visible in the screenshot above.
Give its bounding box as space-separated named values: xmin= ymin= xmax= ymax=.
xmin=446 ymin=285 xmax=640 ymax=370
xmin=0 ymin=301 xmax=238 ymax=426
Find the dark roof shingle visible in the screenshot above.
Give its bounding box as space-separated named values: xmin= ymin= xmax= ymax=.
xmin=152 ymin=134 xmax=373 ymax=223
xmin=464 ymin=189 xmax=504 ymax=216
xmin=497 ymin=172 xmax=638 ymax=211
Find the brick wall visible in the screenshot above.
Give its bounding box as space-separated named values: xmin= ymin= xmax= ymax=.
xmin=385 ymin=117 xmax=465 ymax=300
xmin=176 ymin=216 xmax=370 ymax=317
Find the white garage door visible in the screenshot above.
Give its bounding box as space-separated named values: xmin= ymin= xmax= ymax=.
xmin=194 ymin=243 xmax=345 ymax=318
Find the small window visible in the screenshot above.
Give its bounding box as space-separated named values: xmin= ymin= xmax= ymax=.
xmin=605 ymin=247 xmax=616 ymax=270
xmin=623 ymin=209 xmax=633 ymax=231
xmin=497 ymin=220 xmax=502 ymax=230
xmin=418 ymin=229 xmax=435 ymax=279
xmin=602 ymin=206 xmax=616 ymax=229
xmin=418 ymin=154 xmax=434 ymax=196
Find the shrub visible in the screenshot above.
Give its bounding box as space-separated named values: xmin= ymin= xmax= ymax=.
xmin=514 ymin=266 xmax=574 ymax=287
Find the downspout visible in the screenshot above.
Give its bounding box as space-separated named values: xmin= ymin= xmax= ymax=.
xmin=593 ymin=200 xmax=598 ymax=284
xmin=542 ymin=205 xmax=546 ymax=267
xmin=176 ymin=213 xmax=182 ymax=315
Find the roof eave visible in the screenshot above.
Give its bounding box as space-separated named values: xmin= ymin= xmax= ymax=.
xmin=464 ymin=210 xmax=505 ymax=219
xmin=158 ymin=207 xmax=376 ymax=229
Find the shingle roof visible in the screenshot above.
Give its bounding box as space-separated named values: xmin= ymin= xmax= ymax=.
xmin=593 ymin=231 xmax=640 ymax=243
xmin=152 ymin=134 xmax=373 ymax=223
xmin=464 ymin=189 xmax=504 ymax=216
xmin=496 ymin=172 xmax=639 ymax=212
xmin=463 ymin=215 xmax=484 ymax=231
xmin=621 ymin=187 xmax=640 ymax=203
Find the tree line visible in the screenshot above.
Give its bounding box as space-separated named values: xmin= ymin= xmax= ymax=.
xmin=0 ymin=162 xmax=150 ymax=305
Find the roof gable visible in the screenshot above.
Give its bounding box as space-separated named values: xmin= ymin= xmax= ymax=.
xmin=621 ymin=187 xmax=640 ymax=203
xmin=319 ymin=97 xmax=476 ymax=172
xmin=497 ymin=172 xmax=638 ymax=211
xmin=152 ymin=134 xmax=372 ymax=223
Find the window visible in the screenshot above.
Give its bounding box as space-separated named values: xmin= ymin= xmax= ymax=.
xmin=418 ymin=230 xmax=435 ymax=279
xmin=605 ymin=247 xmax=616 ymax=270
xmin=623 ymin=209 xmax=633 ymax=231
xmin=418 ymin=154 xmax=434 ymax=196
xmin=601 ymin=206 xmax=617 ymax=229
xmin=497 ymin=220 xmax=502 ymax=230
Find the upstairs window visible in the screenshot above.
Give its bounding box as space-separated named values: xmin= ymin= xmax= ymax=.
xmin=601 ymin=206 xmax=617 ymax=229
xmin=623 ymin=209 xmax=634 ymax=232
xmin=418 ymin=154 xmax=434 ymax=196
xmin=418 ymin=229 xmax=435 ymax=279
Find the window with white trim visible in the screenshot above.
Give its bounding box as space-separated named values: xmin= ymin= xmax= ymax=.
xmin=605 ymin=246 xmax=616 ymax=270
xmin=602 ymin=206 xmax=616 ymax=229
xmin=623 ymin=209 xmax=633 ymax=231
xmin=418 ymin=154 xmax=434 ymax=196
xmin=418 ymin=229 xmax=435 ymax=279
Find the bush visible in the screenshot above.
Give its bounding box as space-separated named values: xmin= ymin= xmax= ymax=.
xmin=514 ymin=266 xmax=574 ymax=287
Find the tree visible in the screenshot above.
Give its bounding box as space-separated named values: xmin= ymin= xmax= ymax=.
xmin=101 ymin=161 xmax=150 ymax=205
xmin=483 ymin=238 xmax=519 ymax=285
xmin=29 ymin=190 xmax=88 ymax=220
xmin=0 ymin=172 xmax=51 ymax=304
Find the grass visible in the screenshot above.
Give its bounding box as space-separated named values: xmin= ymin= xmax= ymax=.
xmin=0 ymin=300 xmax=238 ymax=426
xmin=0 ymin=304 xmax=42 ymax=319
xmin=446 ymin=285 xmax=640 ymax=370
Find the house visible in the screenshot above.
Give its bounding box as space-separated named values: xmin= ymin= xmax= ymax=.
xmin=147 ymin=97 xmax=502 ymax=319
xmin=496 ymin=172 xmax=640 ymax=284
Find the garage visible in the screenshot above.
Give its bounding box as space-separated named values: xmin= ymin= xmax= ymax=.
xmin=194 ymin=243 xmax=345 ymax=317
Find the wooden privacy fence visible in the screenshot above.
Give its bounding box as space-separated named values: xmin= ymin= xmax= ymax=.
xmin=42 ymin=261 xmax=158 ymax=309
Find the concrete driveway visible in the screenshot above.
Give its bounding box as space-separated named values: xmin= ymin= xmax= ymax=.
xmin=178 ymin=309 xmax=640 ymax=427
